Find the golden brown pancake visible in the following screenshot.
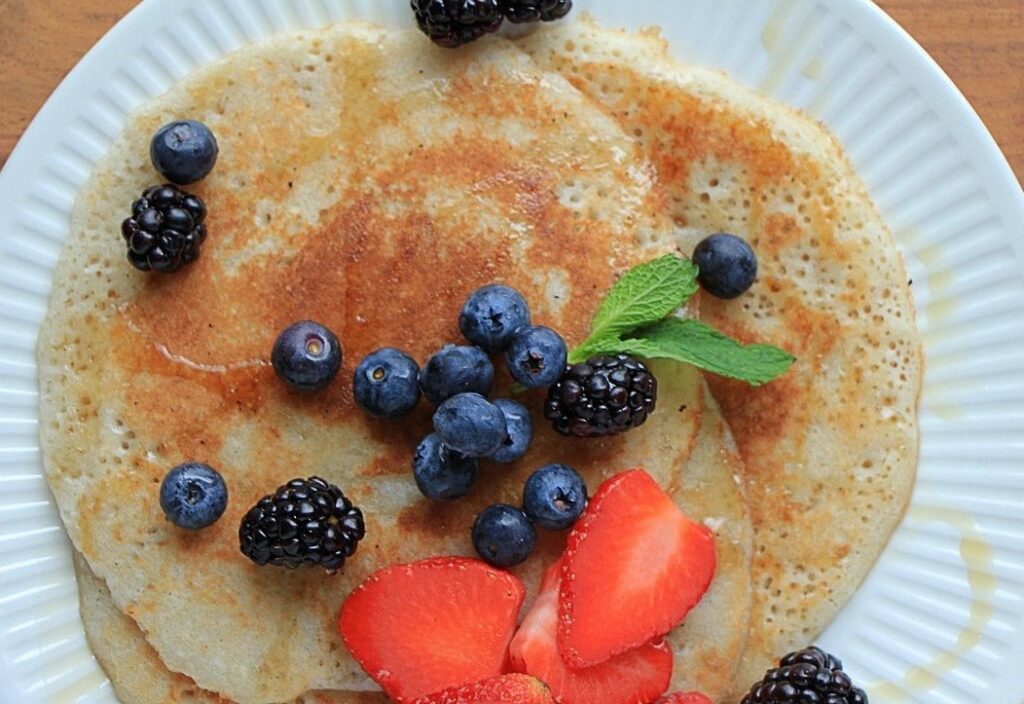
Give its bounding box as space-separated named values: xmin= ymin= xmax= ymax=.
xmin=74 ymin=552 xmax=385 ymax=704
xmin=39 ymin=22 xmax=750 ymax=704
xmin=72 ymin=378 xmax=749 ymax=703
xmin=518 ymin=18 xmax=922 ymax=697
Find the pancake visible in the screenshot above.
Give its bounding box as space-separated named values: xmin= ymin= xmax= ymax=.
xmin=518 ymin=18 xmax=922 ymax=696
xmin=72 ymin=379 xmax=749 ymax=704
xmin=38 ymin=22 xmax=750 ymax=704
xmin=73 ymin=552 xmax=385 ymax=704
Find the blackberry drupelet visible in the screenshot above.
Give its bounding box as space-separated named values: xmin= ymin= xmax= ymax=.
xmin=121 ymin=184 xmax=207 ymax=273
xmin=740 ymin=646 xmax=868 ymax=704
xmin=411 ymin=0 xmax=504 ymax=48
xmin=544 ymin=354 xmax=657 ymax=437
xmin=239 ymin=477 xmax=365 ymax=570
xmin=504 ymin=0 xmax=573 ymax=23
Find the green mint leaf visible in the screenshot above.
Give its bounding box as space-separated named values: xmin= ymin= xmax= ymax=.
xmin=597 ymin=318 xmax=795 ymax=386
xmin=578 ymin=255 xmax=699 ymax=356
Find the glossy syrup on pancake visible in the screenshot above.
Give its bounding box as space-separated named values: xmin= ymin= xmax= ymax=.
xmin=518 ymin=18 xmax=922 ymax=698
xmin=38 ymin=22 xmax=750 ymax=704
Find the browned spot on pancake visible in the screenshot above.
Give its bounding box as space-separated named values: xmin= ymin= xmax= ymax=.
xmin=592 ymin=74 xmax=799 ymax=191
xmin=396 ymin=500 xmax=469 ymax=542
xmin=708 ymin=372 xmax=801 ymax=474
xmin=357 ymin=446 xmax=411 ymax=478
xmin=759 ymin=213 xmax=804 ymax=254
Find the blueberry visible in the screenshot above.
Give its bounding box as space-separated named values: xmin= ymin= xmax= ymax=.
xmin=523 ymin=463 xmax=587 ymax=530
xmin=472 ymin=504 xmax=537 ymax=568
xmin=412 ymin=433 xmax=479 ymax=501
xmin=159 ymin=462 xmax=228 ymax=530
xmin=692 ymin=233 xmax=758 ymax=299
xmin=459 ymin=284 xmax=531 ymax=353
xmin=150 ymin=120 xmax=219 ymax=185
xmin=433 ymin=392 xmax=508 ymax=458
xmin=505 ymin=325 xmax=568 ymax=388
xmin=420 ymin=344 xmax=494 ymax=405
xmin=271 ymin=321 xmax=342 ymax=392
xmin=489 ymin=399 xmax=533 ymax=463
xmin=354 ymin=348 xmax=421 ymax=419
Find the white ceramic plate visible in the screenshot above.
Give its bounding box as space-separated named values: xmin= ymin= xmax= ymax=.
xmin=1 ymin=1 xmax=1022 ymax=702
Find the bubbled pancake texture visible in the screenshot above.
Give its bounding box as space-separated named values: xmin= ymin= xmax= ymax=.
xmin=74 ymin=553 xmax=384 ymax=704
xmin=38 ymin=22 xmax=751 ymax=704
xmin=73 ymin=379 xmax=750 ymax=704
xmin=518 ymin=18 xmax=922 ymax=698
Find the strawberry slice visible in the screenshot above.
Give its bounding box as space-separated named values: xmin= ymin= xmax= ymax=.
xmin=509 ymin=561 xmax=672 ymax=704
xmin=412 ymin=674 xmax=555 ymax=704
xmin=339 ymin=557 xmax=526 ymax=702
xmin=559 ymin=469 xmax=716 ymax=668
xmin=656 ymin=693 xmax=714 ymax=704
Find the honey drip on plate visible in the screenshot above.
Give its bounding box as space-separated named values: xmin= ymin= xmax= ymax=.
xmin=868 ymin=506 xmax=997 ymax=700
xmin=759 ymin=2 xmax=805 ymax=94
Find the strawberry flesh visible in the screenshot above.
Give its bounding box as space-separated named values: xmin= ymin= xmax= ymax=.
xmin=559 ymin=469 xmax=716 ymax=668
xmin=413 ymin=674 xmax=555 ymax=703
xmin=339 ymin=557 xmax=525 ymax=702
xmin=509 ymin=561 xmax=672 ymax=704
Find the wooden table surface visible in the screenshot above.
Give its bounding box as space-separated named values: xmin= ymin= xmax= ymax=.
xmin=1 ymin=0 xmax=1021 ymax=181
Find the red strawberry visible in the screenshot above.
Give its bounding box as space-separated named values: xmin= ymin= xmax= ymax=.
xmin=559 ymin=469 xmax=716 ymax=668
xmin=656 ymin=693 xmax=714 ymax=704
xmin=509 ymin=561 xmax=672 ymax=704
xmin=413 ymin=674 xmax=555 ymax=703
xmin=339 ymin=557 xmax=526 ymax=702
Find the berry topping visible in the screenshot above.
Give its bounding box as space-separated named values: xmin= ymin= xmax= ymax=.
xmin=339 ymin=557 xmax=525 ymax=702
xmin=504 ymin=0 xmax=573 ymax=23
xmin=238 ymin=477 xmax=364 ymax=570
xmin=505 ymin=326 xmax=568 ymax=389
xmin=413 ymin=674 xmax=554 ymax=704
xmin=433 ymin=392 xmax=508 ymax=458
xmin=271 ymin=321 xmax=343 ymax=392
xmin=121 ymin=184 xmax=207 ymax=273
xmin=354 ymin=347 xmax=422 ymax=419
xmin=420 ymin=344 xmax=494 ymax=406
xmin=558 ymin=469 xmax=716 ymax=668
xmin=488 ymin=399 xmax=533 ymax=463
xmin=150 ymin=120 xmax=219 ymax=185
xmin=740 ymin=646 xmax=868 ymax=704
xmin=522 ymin=463 xmax=587 ymax=531
xmin=657 ymin=693 xmax=714 ymax=704
xmin=509 ymin=561 xmax=673 ymax=704
xmin=544 ymin=354 xmax=657 ymax=437
xmin=692 ymin=233 xmax=758 ymax=299
xmin=410 ymin=0 xmax=504 ymax=48
xmin=159 ymin=462 xmax=227 ymax=530
xmin=459 ymin=284 xmax=531 ymax=353
xmin=472 ymin=504 xmax=537 ymax=568
xmin=413 ymin=433 xmax=479 ymax=501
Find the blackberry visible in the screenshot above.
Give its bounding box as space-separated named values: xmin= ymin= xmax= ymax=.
xmin=740 ymin=646 xmax=868 ymax=704
xmin=544 ymin=354 xmax=657 ymax=437
xmin=239 ymin=477 xmax=365 ymax=570
xmin=121 ymin=184 xmax=207 ymax=273
xmin=504 ymin=0 xmax=573 ymax=23
xmin=411 ymin=0 xmax=504 ymax=48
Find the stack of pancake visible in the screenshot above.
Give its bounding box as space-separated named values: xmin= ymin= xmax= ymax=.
xmin=37 ymin=16 xmax=920 ymax=704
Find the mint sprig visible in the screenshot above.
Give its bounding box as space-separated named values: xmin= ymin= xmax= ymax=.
xmin=569 ymin=255 xmax=795 ymax=385
xmin=572 ymin=255 xmax=698 ymax=362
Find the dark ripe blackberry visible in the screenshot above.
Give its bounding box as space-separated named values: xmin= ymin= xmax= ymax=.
xmin=544 ymin=354 xmax=657 ymax=438
xmin=411 ymin=0 xmax=504 ymax=48
xmin=741 ymin=646 xmax=868 ymax=704
xmin=504 ymin=0 xmax=573 ymax=23
xmin=121 ymin=184 xmax=207 ymax=273
xmin=239 ymin=477 xmax=365 ymax=571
